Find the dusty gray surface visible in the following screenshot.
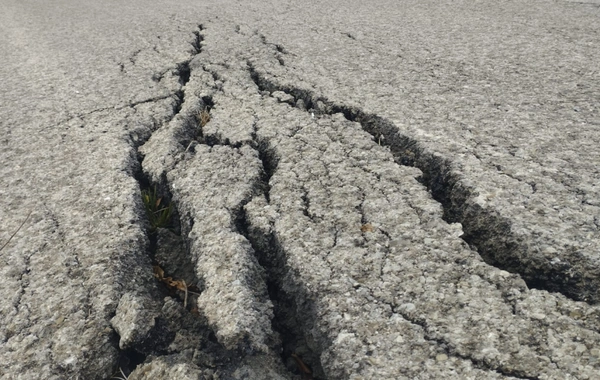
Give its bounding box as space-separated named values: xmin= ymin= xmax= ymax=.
xmin=1 ymin=0 xmax=599 ymax=379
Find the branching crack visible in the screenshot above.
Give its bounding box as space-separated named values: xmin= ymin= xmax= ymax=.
xmin=110 ymin=23 xmax=217 ymax=377
xmin=395 ymin=309 xmax=540 ymax=380
xmin=217 ymin=110 xmax=328 ymax=378
xmin=245 ymin=62 xmax=596 ymax=303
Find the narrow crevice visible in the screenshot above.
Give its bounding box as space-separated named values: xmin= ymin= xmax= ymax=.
xmin=129 ymin=49 xmax=142 ymax=65
xmin=40 ymin=94 xmax=176 ymax=128
xmin=158 ymin=64 xmax=318 ymax=375
xmin=114 ymin=24 xmax=313 ymax=379
xmin=173 ymin=90 xmax=184 ymax=116
xmin=111 ymin=82 xmax=203 ymax=378
xmin=191 ymin=94 xmax=214 ymax=146
xmin=111 ymin=138 xmax=248 ymax=377
xmin=176 ymin=62 xmax=191 ymax=86
xmin=193 ymin=92 xmax=327 ymax=376
xmin=254 ymin=134 xmax=277 ymax=203
xmin=275 ymin=44 xmax=287 ymax=54
xmin=185 ymin=65 xmax=229 ymax=147
xmin=203 ymin=65 xmax=222 ymax=82
xmin=240 ymin=210 xmax=328 ymax=380
xmin=201 ymin=95 xmax=214 ymax=110
xmin=300 ymin=191 xmax=311 ymax=219
xmin=246 ymin=63 xmax=595 ymax=304
xmin=109 ymin=347 xmax=148 ymax=380
xmin=190 ymin=24 xmax=204 ymax=54
xmin=197 ymin=120 xmax=325 ymax=377
xmin=121 ymin=152 xmax=196 ymax=335
xmin=128 ymin=94 xmax=175 ymax=110
xmin=395 ymin=310 xmax=540 ymax=380
xmin=236 ymin=135 xmax=328 ymax=379
xmin=135 ymin=149 xmax=205 ymax=301
xmin=173 ymin=24 xmax=205 ymax=107
xmin=108 ymin=167 xmax=172 ymax=377
xmin=356 ymin=284 xmax=533 ymax=378
xmin=256 ymin=35 xmax=289 ymax=66
xmin=256 ymin=32 xmax=292 ymax=56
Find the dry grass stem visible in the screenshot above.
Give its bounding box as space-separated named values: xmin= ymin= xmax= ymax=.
xmin=197 ymin=109 xmax=211 ymax=127
xmin=0 ymin=211 xmax=32 ymax=253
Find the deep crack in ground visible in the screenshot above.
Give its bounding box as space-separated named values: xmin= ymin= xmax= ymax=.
xmin=246 ymin=62 xmax=593 ymax=304
xmin=113 ymin=23 xmax=600 ymax=380
xmin=193 ymin=77 xmax=327 ymax=378
xmin=243 ymin=61 xmax=542 ymax=380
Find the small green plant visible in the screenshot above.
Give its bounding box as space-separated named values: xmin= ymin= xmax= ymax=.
xmin=141 ymin=186 xmax=173 ymax=231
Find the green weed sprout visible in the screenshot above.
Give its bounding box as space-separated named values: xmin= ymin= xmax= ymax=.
xmin=141 ymin=187 xmax=173 ymax=231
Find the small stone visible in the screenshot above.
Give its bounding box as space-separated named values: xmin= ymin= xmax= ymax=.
xmin=570 ymin=310 xmax=583 ymax=319
xmin=271 ymin=91 xmax=295 ymax=104
xmin=398 ymin=303 xmax=416 ymax=313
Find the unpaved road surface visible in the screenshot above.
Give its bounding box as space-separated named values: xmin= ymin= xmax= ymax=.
xmin=1 ymin=1 xmax=600 ymax=379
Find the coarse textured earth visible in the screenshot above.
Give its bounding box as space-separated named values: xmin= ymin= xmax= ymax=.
xmin=1 ymin=0 xmax=599 ymax=379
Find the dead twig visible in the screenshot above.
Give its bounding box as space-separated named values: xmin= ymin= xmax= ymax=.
xmin=153 ymin=265 xmax=201 ymax=308
xmin=110 ymin=367 xmax=128 ymax=380
xmin=291 ymin=353 xmax=313 ymax=379
xmin=197 ymin=109 xmax=211 ymax=127
xmin=0 ymin=211 xmax=32 ymax=253
xmin=182 ymin=279 xmax=188 ymax=307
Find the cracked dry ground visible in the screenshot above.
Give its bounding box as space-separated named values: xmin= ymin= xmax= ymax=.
xmin=3 ymin=21 xmax=600 ymax=380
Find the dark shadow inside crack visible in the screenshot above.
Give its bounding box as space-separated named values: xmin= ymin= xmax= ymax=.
xmin=173 ymin=89 xmax=185 ymax=117
xmin=155 ymin=81 xmax=324 ymax=376
xmin=108 ymin=348 xmax=148 ymax=380
xmin=190 ymin=95 xmax=214 ymax=147
xmin=246 ymin=62 xmax=595 ymax=304
xmin=201 ymin=95 xmax=214 ymax=111
xmin=191 ymin=24 xmax=204 ymax=55
xmin=136 ymin=152 xmax=207 ymax=307
xmin=161 ymin=53 xmax=323 ymax=373
xmin=240 ymin=205 xmax=328 ymax=380
xmin=113 ymin=24 xmax=315 ymax=377
xmin=176 ymin=25 xmax=205 ymax=86
xmin=185 ymin=87 xmax=328 ymax=375
xmin=231 ymin=135 xmax=328 ymax=379
xmin=176 ymin=62 xmax=191 ymax=87
xmin=109 ymin=150 xmax=208 ymax=375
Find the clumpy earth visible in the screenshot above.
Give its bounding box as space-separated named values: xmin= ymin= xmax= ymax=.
xmin=1 ymin=1 xmax=599 ymax=379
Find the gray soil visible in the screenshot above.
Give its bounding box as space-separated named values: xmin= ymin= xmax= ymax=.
xmin=1 ymin=1 xmax=599 ymax=379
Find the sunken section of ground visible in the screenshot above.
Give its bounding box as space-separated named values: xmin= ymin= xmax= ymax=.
xmin=2 ymin=4 xmax=600 ymax=379
xmin=128 ymin=23 xmax=600 ymax=379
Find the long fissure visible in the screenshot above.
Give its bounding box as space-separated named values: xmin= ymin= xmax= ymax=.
xmin=116 ymin=22 xmax=598 ymax=379
xmin=245 ymin=63 xmax=542 ymax=379
xmin=109 ymin=27 xmax=214 ymax=378
xmin=243 ymin=141 xmax=328 ymax=380
xmin=119 ymin=24 xmax=329 ymax=377
xmin=198 ymin=93 xmax=328 ymax=378
xmin=246 ymin=63 xmax=591 ymax=304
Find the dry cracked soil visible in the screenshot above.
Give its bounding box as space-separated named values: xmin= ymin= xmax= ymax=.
xmin=1 ymin=0 xmax=600 ymax=379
